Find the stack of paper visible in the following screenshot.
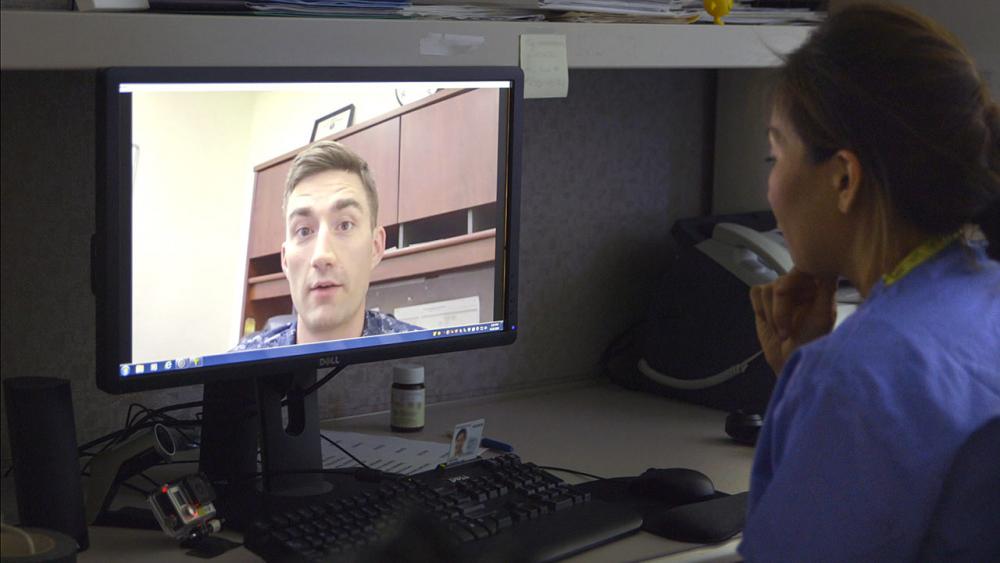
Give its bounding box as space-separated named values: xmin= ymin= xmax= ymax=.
xmin=248 ymin=0 xmax=410 ymax=17
xmin=700 ymin=8 xmax=823 ymax=25
xmin=541 ymin=0 xmax=694 ymax=16
xmin=541 ymin=0 xmax=699 ymax=23
xmin=321 ymin=430 xmax=451 ymax=475
xmin=404 ymin=4 xmax=545 ymax=21
xmin=548 ymin=10 xmax=697 ymax=23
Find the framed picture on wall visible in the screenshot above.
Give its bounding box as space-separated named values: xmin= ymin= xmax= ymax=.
xmin=310 ymin=104 xmax=356 ymax=142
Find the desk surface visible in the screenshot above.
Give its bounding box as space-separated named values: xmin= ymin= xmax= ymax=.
xmin=74 ymin=380 xmax=753 ymax=562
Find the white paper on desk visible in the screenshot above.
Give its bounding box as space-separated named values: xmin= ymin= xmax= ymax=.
xmin=321 ymin=430 xmax=454 ymax=476
xmin=520 ymin=34 xmax=569 ymax=99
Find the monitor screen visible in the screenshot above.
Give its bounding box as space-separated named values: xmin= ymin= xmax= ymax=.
xmin=96 ymin=67 xmax=522 ymax=394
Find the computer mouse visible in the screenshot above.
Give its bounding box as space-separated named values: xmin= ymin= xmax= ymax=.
xmin=628 ymin=468 xmax=716 ymax=506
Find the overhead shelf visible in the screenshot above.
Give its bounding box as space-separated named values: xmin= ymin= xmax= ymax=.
xmin=1 ymin=10 xmax=813 ymax=70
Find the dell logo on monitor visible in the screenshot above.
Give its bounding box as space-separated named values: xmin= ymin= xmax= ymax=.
xmin=318 ymin=356 xmax=340 ymax=367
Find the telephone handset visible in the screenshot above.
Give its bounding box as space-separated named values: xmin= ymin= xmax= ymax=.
xmin=695 ymin=221 xmax=858 ymax=326
xmin=694 ymin=222 xmax=792 ymax=287
xmin=711 ymin=223 xmax=792 ymax=275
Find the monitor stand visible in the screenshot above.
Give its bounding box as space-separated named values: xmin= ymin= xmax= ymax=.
xmin=256 ymin=369 xmax=332 ymax=496
xmin=200 ymin=368 xmax=338 ymax=531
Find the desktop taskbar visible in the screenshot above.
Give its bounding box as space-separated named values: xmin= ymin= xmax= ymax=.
xmin=119 ymin=321 xmax=505 ymax=377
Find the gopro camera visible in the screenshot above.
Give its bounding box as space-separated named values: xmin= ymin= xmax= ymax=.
xmin=148 ymin=473 xmax=221 ymax=540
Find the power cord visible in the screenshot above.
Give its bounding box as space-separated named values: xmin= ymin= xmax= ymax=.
xmin=320 ymin=433 xmax=371 ymax=469
xmin=0 ymin=523 xmax=36 ymax=555
xmin=137 ymin=472 xmax=161 ymax=489
xmin=598 ymin=320 xmax=645 ymax=377
xmin=300 ymin=365 xmax=347 ymax=397
xmin=119 ymin=482 xmax=153 ymax=496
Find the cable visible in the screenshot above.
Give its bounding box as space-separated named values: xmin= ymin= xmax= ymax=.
xmin=276 ymin=366 xmax=347 ymax=407
xmin=638 ymin=351 xmax=762 ymax=391
xmin=320 ymin=433 xmax=370 ymax=469
xmin=536 ymin=466 xmax=607 ymax=482
xmin=0 ymin=523 xmax=36 ymax=555
xmin=598 ymin=320 xmax=645 ymax=376
xmin=78 ymin=401 xmax=204 ymax=454
xmin=126 ymin=403 xmax=154 ymax=429
xmin=120 ymin=482 xmax=153 ymax=496
xmin=125 ymin=401 xmax=203 ymax=436
xmin=78 ymin=404 xmax=204 ymax=476
xmin=124 ymin=403 xmax=141 ymax=428
xmin=301 ymin=365 xmax=347 ymax=396
xmin=138 ymin=472 xmax=161 ymax=488
xmin=173 ymin=426 xmax=199 ymax=447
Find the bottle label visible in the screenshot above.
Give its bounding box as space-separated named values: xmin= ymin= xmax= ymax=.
xmin=390 ymin=387 xmax=425 ymax=429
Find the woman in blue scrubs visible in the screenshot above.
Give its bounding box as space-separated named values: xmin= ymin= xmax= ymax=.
xmin=740 ymin=4 xmax=999 ymax=561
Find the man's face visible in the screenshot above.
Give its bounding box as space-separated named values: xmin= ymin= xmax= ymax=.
xmin=282 ymin=170 xmax=385 ymax=340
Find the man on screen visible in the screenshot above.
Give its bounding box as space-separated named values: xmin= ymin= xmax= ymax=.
xmin=236 ymin=141 xmax=420 ymax=350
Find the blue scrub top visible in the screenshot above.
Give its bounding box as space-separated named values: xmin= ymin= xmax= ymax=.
xmin=740 ymin=242 xmax=1000 ymax=562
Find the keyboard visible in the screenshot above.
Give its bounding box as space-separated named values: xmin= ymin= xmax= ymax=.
xmin=244 ymin=454 xmax=642 ymax=562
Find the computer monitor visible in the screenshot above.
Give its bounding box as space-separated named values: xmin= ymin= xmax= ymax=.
xmin=94 ymin=67 xmax=522 ymax=517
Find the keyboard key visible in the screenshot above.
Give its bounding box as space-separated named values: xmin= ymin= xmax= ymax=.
xmin=282 ymin=538 xmax=310 ymax=552
xmin=462 ymin=503 xmax=485 ymax=518
xmin=478 ymin=517 xmax=499 ymax=535
xmin=493 ymin=511 xmax=514 ymax=529
xmin=468 ymin=522 xmax=490 ymax=540
xmin=448 ymin=524 xmax=475 ymax=543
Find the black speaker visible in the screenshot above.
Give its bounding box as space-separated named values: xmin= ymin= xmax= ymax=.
xmin=3 ymin=377 xmax=89 ymax=551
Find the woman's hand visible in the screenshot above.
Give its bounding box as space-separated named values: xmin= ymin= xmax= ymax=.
xmin=750 ymin=268 xmax=838 ymax=375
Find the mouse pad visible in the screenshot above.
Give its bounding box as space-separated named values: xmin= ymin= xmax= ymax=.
xmin=573 ymin=477 xmax=748 ymax=544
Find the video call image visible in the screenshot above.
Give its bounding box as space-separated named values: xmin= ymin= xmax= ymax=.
xmin=127 ymin=81 xmax=510 ymax=365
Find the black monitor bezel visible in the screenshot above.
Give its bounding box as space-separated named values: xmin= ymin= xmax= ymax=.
xmin=95 ymin=66 xmax=522 ymax=395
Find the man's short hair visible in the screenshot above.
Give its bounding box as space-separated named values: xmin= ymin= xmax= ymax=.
xmin=283 ymin=140 xmax=379 ymax=227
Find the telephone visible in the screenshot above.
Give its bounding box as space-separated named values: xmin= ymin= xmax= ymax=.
xmin=695 ymin=222 xmax=792 ymax=286
xmin=695 ymin=222 xmax=859 ymax=327
xmin=610 ymin=214 xmax=860 ymax=416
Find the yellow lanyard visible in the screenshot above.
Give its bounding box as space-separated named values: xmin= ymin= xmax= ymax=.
xmin=882 ymin=233 xmax=959 ymax=286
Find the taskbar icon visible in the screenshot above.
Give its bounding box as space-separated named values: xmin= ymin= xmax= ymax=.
xmin=173 ymin=357 xmax=202 ymax=370
xmin=440 ymin=323 xmax=498 ymax=337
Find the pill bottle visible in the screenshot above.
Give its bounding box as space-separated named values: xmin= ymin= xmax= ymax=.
xmin=390 ymin=364 xmax=425 ymax=432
